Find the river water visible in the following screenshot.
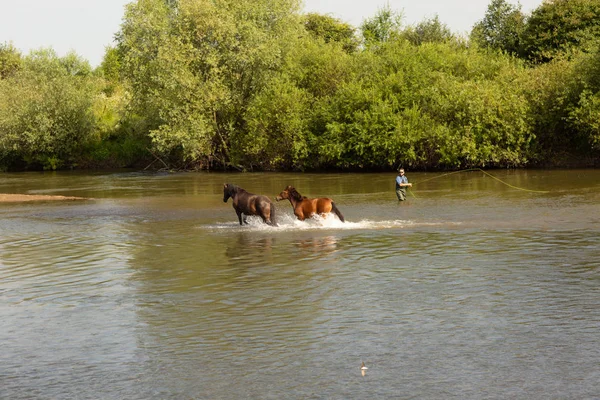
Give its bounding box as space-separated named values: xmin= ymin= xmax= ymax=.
xmin=1 ymin=169 xmax=599 ymax=399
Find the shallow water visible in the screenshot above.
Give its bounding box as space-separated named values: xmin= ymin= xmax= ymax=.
xmin=1 ymin=170 xmax=599 ymax=399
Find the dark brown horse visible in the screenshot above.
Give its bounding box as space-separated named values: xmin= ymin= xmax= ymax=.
xmin=275 ymin=185 xmax=345 ymax=222
xmin=223 ymin=184 xmax=277 ymax=226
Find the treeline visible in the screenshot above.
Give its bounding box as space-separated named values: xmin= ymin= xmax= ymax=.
xmin=1 ymin=0 xmax=599 ymax=171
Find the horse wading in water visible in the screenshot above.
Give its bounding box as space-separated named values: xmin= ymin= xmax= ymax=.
xmin=276 ymin=185 xmax=345 ymax=222
xmin=223 ymin=184 xmax=277 ymax=226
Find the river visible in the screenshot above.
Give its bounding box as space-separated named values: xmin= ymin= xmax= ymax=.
xmin=1 ymin=169 xmax=599 ymax=399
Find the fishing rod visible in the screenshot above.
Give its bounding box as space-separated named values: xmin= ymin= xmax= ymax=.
xmin=408 ymin=168 xmax=549 ymax=197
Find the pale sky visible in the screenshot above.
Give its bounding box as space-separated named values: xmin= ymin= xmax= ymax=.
xmin=0 ymin=0 xmax=544 ymax=67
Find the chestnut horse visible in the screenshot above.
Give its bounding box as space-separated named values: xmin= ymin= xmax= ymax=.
xmin=275 ymin=185 xmax=345 ymax=222
xmin=223 ymin=183 xmax=277 ymax=226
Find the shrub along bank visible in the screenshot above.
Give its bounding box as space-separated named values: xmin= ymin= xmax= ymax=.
xmin=1 ymin=0 xmax=599 ymax=171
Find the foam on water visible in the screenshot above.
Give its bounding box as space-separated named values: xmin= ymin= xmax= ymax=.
xmin=203 ymin=213 xmax=447 ymax=232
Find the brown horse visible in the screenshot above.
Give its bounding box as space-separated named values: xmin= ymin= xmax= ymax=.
xmin=275 ymin=185 xmax=345 ymax=222
xmin=223 ymin=183 xmax=277 ymax=226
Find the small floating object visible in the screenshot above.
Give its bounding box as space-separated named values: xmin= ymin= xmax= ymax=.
xmin=361 ymin=361 xmax=368 ymax=376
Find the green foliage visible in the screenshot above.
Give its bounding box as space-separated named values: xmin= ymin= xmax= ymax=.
xmin=1 ymin=0 xmax=599 ymax=171
xmin=471 ymin=0 xmax=525 ymax=56
xmin=401 ymin=15 xmax=455 ymax=46
xmin=520 ymin=54 xmax=585 ymax=154
xmin=117 ymin=0 xmax=303 ymax=166
xmin=97 ymin=46 xmax=123 ymax=89
xmin=521 ymin=0 xmax=600 ymax=63
xmin=83 ymin=133 xmax=149 ymax=168
xmin=0 ymin=42 xmax=22 ymax=79
xmin=0 ymin=46 xmax=137 ymax=171
xmin=236 ymin=77 xmax=311 ymax=169
xmin=569 ymin=90 xmax=600 ymax=150
xmin=60 ymin=52 xmax=93 ymax=77
xmin=284 ymin=37 xmax=354 ymax=97
xmin=309 ymin=40 xmax=533 ymax=169
xmin=0 ymin=50 xmax=98 ymax=169
xmin=565 ymin=47 xmax=600 ymax=152
xmin=303 ymin=13 xmax=358 ymax=53
xmin=360 ymin=5 xmax=403 ymax=46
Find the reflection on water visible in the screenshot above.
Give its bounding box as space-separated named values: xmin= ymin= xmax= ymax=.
xmin=1 ymin=170 xmax=599 ymax=399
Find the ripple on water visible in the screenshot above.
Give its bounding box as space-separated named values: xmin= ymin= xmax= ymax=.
xmin=1 ymin=231 xmax=135 ymax=306
xmin=1 ymin=170 xmax=599 ymax=399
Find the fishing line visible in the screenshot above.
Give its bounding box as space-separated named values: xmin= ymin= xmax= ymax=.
xmin=409 ymin=168 xmax=549 ymax=196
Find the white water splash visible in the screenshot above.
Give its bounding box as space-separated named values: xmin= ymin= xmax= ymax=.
xmin=203 ymin=213 xmax=445 ymax=232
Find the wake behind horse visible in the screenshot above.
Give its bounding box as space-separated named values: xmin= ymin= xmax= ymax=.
xmin=223 ymin=184 xmax=277 ymax=226
xmin=276 ymin=185 xmax=345 ymax=222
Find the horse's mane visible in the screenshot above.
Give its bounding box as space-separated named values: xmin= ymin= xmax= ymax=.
xmin=226 ymin=184 xmax=247 ymax=194
xmin=288 ymin=187 xmax=305 ymax=201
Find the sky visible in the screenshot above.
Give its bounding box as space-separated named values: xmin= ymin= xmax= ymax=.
xmin=0 ymin=0 xmax=545 ymax=67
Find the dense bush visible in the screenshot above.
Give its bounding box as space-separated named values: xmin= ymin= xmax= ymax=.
xmin=1 ymin=0 xmax=598 ymax=171
xmin=0 ymin=48 xmax=146 ymax=170
xmin=0 ymin=50 xmax=98 ymax=169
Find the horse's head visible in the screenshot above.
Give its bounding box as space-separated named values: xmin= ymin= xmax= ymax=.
xmin=275 ymin=186 xmax=289 ymax=201
xmin=223 ymin=183 xmax=234 ymax=203
xmin=276 ymin=185 xmax=300 ymax=202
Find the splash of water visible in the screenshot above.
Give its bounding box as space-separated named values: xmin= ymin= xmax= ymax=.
xmin=203 ymin=213 xmax=433 ymax=232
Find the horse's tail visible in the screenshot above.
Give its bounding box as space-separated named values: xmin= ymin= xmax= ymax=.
xmin=270 ymin=202 xmax=278 ymax=226
xmin=331 ymin=201 xmax=345 ymax=222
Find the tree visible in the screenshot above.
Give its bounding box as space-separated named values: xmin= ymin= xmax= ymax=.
xmin=567 ymin=47 xmax=600 ymax=153
xmin=60 ymin=52 xmax=92 ymax=77
xmin=0 ymin=42 xmax=21 ymax=79
xmin=569 ymin=90 xmax=600 ymax=151
xmin=470 ymin=0 xmax=525 ymax=56
xmin=303 ymin=13 xmax=358 ymax=53
xmin=521 ymin=0 xmax=600 ymax=63
xmin=0 ymin=50 xmax=99 ymax=170
xmin=98 ymin=46 xmax=122 ymax=83
xmin=401 ymin=15 xmax=455 ymax=46
xmin=360 ymin=5 xmax=403 ymax=46
xmin=117 ymin=0 xmax=303 ymax=167
xmin=238 ymin=76 xmax=311 ymax=169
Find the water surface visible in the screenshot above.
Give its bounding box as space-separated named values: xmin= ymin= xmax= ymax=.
xmin=1 ymin=170 xmax=599 ymax=399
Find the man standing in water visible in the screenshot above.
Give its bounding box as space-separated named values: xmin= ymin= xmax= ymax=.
xmin=395 ymin=168 xmax=412 ymax=201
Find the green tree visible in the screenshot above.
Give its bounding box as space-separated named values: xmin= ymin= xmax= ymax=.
xmin=519 ymin=56 xmax=584 ymax=157
xmin=470 ymin=0 xmax=525 ymax=56
xmin=311 ymin=38 xmax=533 ymax=169
xmin=303 ymin=13 xmax=358 ymax=53
xmin=238 ymin=76 xmax=311 ymax=169
xmin=521 ymin=0 xmax=600 ymax=63
xmin=401 ymin=15 xmax=455 ymax=46
xmin=98 ymin=46 xmax=122 ymax=83
xmin=566 ymin=47 xmax=600 ymax=153
xmin=0 ymin=49 xmax=99 ymax=170
xmin=0 ymin=42 xmax=21 ymax=79
xmin=117 ymin=0 xmax=303 ymax=168
xmin=569 ymin=90 xmax=600 ymax=151
xmin=60 ymin=51 xmax=92 ymax=76
xmin=360 ymin=5 xmax=403 ymax=46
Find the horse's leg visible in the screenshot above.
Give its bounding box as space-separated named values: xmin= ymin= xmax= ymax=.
xmin=261 ymin=202 xmax=277 ymax=226
xmin=243 ymin=214 xmax=249 ymax=225
xmin=268 ymin=203 xmax=277 ymax=226
xmin=260 ymin=206 xmax=269 ymax=225
xmin=236 ymin=210 xmax=244 ymax=225
xmin=255 ymin=202 xmax=268 ymax=225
